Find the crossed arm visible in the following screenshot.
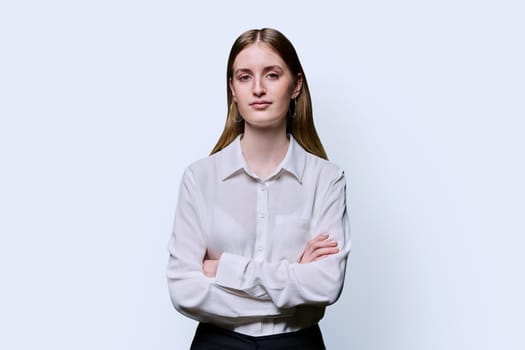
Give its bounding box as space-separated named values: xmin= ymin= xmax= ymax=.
xmin=167 ymin=167 xmax=350 ymax=323
xmin=203 ymin=233 xmax=340 ymax=277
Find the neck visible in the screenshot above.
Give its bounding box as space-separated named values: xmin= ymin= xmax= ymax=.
xmin=240 ymin=123 xmax=289 ymax=180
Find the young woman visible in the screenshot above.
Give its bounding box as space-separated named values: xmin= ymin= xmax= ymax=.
xmin=167 ymin=28 xmax=350 ymax=350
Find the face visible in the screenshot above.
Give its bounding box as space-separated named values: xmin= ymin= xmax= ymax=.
xmin=229 ymin=42 xmax=302 ymax=130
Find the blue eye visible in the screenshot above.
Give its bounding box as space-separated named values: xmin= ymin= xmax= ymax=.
xmin=267 ymin=73 xmax=279 ymax=79
xmin=238 ymin=75 xmax=251 ymax=81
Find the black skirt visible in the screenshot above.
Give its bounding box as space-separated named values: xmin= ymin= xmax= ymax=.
xmin=190 ymin=322 xmax=326 ymax=350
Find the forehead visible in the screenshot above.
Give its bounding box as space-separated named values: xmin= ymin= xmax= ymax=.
xmin=233 ymin=42 xmax=288 ymax=70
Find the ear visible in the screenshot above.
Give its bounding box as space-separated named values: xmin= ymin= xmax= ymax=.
xmin=229 ymin=78 xmax=237 ymax=102
xmin=291 ymin=73 xmax=303 ymax=99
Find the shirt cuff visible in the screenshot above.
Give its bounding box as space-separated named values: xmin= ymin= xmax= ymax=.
xmin=215 ymin=252 xmax=250 ymax=290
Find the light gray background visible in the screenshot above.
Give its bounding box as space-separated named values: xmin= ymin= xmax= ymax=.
xmin=1 ymin=1 xmax=523 ymax=349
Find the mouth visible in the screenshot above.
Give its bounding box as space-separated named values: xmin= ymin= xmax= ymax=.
xmin=250 ymin=101 xmax=272 ymax=110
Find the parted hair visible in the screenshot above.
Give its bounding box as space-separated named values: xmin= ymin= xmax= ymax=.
xmin=210 ymin=28 xmax=328 ymax=160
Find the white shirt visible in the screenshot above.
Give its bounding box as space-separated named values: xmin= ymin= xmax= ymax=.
xmin=167 ymin=135 xmax=350 ymax=336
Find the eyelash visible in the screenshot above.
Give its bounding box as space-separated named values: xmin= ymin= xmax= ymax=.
xmin=237 ymin=73 xmax=280 ymax=81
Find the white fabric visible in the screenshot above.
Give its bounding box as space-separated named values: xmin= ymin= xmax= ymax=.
xmin=167 ymin=135 xmax=351 ymax=336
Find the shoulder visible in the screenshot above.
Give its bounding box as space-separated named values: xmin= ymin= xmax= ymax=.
xmin=182 ymin=140 xmax=238 ymax=185
xmin=182 ymin=152 xmax=221 ymax=182
xmin=186 ymin=153 xmax=218 ymax=172
xmin=303 ymin=151 xmax=345 ymax=182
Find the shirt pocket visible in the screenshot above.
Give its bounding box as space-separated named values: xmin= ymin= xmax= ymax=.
xmin=271 ymin=215 xmax=311 ymax=262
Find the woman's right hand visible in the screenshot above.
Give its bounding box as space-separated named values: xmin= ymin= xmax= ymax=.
xmin=299 ymin=233 xmax=339 ymax=264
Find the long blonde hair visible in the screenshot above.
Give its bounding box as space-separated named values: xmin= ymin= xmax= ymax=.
xmin=210 ymin=28 xmax=327 ymax=160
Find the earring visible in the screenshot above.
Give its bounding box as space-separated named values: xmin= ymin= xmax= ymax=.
xmin=288 ymin=99 xmax=297 ymax=119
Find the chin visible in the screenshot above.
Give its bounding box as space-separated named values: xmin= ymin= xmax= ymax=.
xmin=242 ymin=110 xmax=287 ymax=126
xmin=244 ymin=117 xmax=287 ymax=130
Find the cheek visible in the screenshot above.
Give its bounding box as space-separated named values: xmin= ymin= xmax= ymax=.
xmin=232 ymin=85 xmax=249 ymax=102
xmin=280 ymin=81 xmax=295 ymax=98
xmin=279 ymin=85 xmax=295 ymax=104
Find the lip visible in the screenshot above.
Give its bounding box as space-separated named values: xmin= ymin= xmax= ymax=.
xmin=250 ymin=101 xmax=272 ymax=110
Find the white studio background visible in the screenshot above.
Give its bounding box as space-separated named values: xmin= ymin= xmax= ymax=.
xmin=0 ymin=1 xmax=523 ymax=349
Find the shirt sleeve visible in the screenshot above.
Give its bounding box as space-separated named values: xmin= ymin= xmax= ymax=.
xmin=214 ymin=169 xmax=351 ymax=309
xmin=167 ymin=167 xmax=293 ymax=325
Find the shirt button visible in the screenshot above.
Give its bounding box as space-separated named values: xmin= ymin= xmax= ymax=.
xmin=260 ymin=187 xmax=266 ymax=192
xmin=259 ymin=213 xmax=265 ymax=219
xmin=257 ymin=246 xmax=263 ymax=252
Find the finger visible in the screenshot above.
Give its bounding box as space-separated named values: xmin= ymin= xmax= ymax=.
xmin=313 ymin=252 xmax=339 ymax=262
xmin=311 ymin=247 xmax=340 ymax=260
xmin=313 ymin=255 xmax=331 ymax=262
xmin=315 ymin=246 xmax=339 ymax=255
xmin=308 ymin=239 xmax=338 ymax=250
xmin=304 ymin=242 xmax=336 ymax=259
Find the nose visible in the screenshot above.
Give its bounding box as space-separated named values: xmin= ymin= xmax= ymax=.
xmin=253 ymin=77 xmax=266 ymax=97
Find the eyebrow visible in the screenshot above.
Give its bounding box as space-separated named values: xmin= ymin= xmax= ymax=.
xmin=234 ymin=65 xmax=284 ymax=75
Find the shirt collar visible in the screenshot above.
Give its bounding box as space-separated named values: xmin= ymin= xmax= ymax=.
xmin=218 ymin=135 xmax=246 ymax=180
xmin=218 ymin=134 xmax=306 ymax=183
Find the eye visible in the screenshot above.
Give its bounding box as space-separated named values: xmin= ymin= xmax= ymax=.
xmin=267 ymin=72 xmax=280 ymax=79
xmin=238 ymin=74 xmax=251 ymax=82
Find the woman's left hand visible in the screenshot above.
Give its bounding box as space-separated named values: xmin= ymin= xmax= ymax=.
xmin=299 ymin=233 xmax=339 ymax=263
